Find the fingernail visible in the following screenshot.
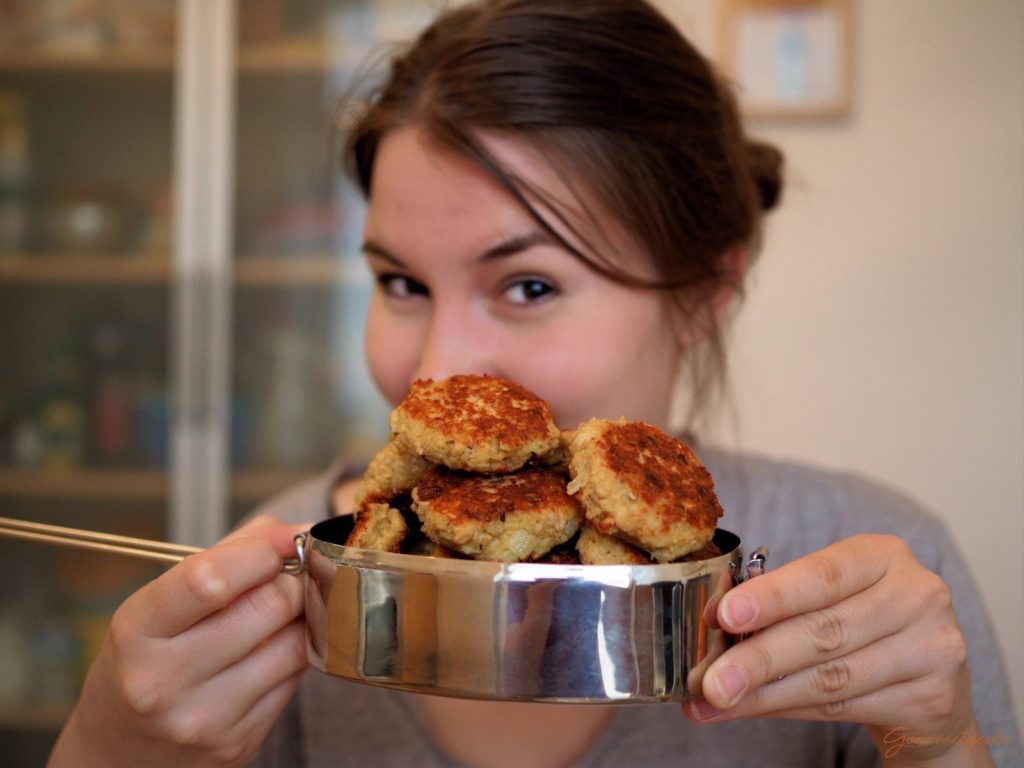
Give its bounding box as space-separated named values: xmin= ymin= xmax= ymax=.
xmin=711 ymin=665 xmax=748 ymax=707
xmin=686 ymin=698 xmax=725 ymax=722
xmin=721 ymin=593 xmax=756 ymax=629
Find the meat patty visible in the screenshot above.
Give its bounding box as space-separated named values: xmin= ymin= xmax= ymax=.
xmin=391 ymin=375 xmax=561 ymax=473
xmin=576 ymin=523 xmax=652 ymax=565
xmin=566 ymin=418 xmax=722 ymax=562
xmin=345 ymin=503 xmax=408 ymax=553
xmin=412 ymin=465 xmax=583 ymax=562
xmin=354 ymin=438 xmax=434 ymax=510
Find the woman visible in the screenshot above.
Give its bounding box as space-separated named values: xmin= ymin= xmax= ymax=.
xmin=50 ymin=1 xmax=1019 ymax=766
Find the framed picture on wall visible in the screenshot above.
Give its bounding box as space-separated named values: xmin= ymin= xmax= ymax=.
xmin=719 ymin=0 xmax=853 ymax=120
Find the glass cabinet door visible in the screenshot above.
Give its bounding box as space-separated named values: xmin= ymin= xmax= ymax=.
xmin=0 ymin=1 xmax=178 ymax=761
xmin=227 ymin=0 xmax=443 ymax=526
xmin=0 ymin=1 xmax=445 ymax=760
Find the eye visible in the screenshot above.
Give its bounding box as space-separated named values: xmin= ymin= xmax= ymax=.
xmin=377 ymin=273 xmax=429 ymax=299
xmin=502 ymin=277 xmax=556 ymax=305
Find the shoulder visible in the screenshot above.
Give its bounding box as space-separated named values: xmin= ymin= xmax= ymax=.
xmin=245 ymin=457 xmax=363 ymax=526
xmin=697 ymin=446 xmax=953 ymax=569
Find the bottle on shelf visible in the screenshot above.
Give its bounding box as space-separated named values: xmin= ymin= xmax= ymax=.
xmin=33 ymin=328 xmax=88 ymax=470
xmin=0 ymin=90 xmax=32 ymax=256
xmin=88 ymin=318 xmax=135 ymax=466
xmin=134 ymin=377 xmax=170 ymax=469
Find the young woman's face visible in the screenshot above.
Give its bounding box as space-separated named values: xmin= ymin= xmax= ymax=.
xmin=362 ymin=125 xmax=683 ymax=430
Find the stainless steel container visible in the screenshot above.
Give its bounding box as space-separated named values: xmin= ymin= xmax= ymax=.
xmin=302 ymin=516 xmax=747 ymax=704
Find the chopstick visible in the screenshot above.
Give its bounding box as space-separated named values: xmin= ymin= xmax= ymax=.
xmin=0 ymin=516 xmax=202 ymax=565
xmin=0 ymin=516 xmax=307 ymax=574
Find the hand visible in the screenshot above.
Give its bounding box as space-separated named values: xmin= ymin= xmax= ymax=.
xmin=683 ymin=534 xmax=993 ymax=766
xmin=49 ymin=516 xmax=309 ymax=768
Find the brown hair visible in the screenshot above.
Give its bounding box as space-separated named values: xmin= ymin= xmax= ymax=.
xmin=342 ymin=0 xmax=783 ymax=420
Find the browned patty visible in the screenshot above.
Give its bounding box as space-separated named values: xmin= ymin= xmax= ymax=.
xmin=391 ymin=375 xmax=561 ymax=473
xmin=354 ymin=438 xmax=434 ymax=510
xmin=567 ymin=419 xmax=723 ymax=562
xmin=345 ymin=503 xmax=408 ymax=553
xmin=575 ymin=524 xmax=652 ymax=565
xmin=412 ymin=465 xmax=583 ymax=562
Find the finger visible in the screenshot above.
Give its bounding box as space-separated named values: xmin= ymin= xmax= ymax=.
xmin=686 ymin=676 xmax=940 ymax=731
xmin=717 ymin=534 xmax=904 ymax=634
xmin=124 ymin=537 xmax=285 ymax=638
xmin=232 ymin=668 xmax=307 ymax=762
xmin=691 ymin=621 xmax=936 ymax=721
xmin=197 ymin=619 xmax=308 ymax=728
xmin=702 ymin=576 xmax=908 ymax=706
xmin=222 ymin=515 xmax=310 ymax=559
xmin=170 ymin=572 xmax=305 ymax=683
xmin=151 ymin=626 xmax=306 ymax=762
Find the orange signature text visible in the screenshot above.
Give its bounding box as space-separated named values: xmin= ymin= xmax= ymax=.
xmin=883 ymin=726 xmax=1009 ymax=758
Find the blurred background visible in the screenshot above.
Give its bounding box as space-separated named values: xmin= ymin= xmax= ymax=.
xmin=0 ymin=0 xmax=1019 ymax=762
xmin=665 ymin=0 xmax=1023 ymax=746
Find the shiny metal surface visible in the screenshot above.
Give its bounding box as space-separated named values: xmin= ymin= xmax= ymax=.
xmin=303 ymin=516 xmax=745 ymax=703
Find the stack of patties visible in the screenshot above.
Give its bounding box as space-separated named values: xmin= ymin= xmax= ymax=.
xmin=345 ymin=374 xmax=724 ymax=565
xmin=347 ymin=374 xmax=581 ymax=562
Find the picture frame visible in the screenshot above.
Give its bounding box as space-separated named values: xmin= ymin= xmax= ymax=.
xmin=719 ymin=0 xmax=853 ymax=121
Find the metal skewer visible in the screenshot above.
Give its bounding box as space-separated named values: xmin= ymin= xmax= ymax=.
xmin=0 ymin=516 xmax=306 ymax=573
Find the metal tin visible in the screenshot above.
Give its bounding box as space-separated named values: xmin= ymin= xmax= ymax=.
xmin=302 ymin=516 xmax=744 ymax=704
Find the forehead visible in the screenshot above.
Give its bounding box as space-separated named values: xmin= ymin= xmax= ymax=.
xmin=366 ymin=127 xmax=525 ymax=232
xmin=365 ymin=125 xmax=654 ymax=278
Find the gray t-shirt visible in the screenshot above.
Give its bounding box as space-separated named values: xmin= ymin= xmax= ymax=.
xmin=248 ymin=448 xmax=1021 ymax=767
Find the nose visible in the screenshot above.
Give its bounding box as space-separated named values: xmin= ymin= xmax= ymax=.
xmin=412 ymin=303 xmax=496 ymax=382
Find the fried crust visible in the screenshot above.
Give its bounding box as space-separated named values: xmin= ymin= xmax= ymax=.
xmin=412 ymin=465 xmax=583 ymax=562
xmin=391 ymin=375 xmax=561 ymax=473
xmin=567 ymin=419 xmax=722 ymax=562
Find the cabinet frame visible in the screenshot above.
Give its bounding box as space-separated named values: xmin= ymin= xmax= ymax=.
xmin=171 ymin=0 xmax=238 ymax=546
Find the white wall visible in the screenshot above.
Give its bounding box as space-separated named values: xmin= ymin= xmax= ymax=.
xmin=658 ymin=0 xmax=1024 ymax=736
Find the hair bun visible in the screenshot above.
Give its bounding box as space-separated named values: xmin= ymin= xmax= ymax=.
xmin=745 ymin=140 xmax=784 ymax=212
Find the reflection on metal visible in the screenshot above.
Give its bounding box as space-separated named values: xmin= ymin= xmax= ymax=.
xmin=596 ymin=592 xmax=628 ymax=699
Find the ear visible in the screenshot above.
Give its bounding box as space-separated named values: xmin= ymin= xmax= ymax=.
xmin=668 ymin=244 xmax=748 ymax=349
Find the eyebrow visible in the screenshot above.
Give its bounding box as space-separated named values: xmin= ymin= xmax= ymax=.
xmin=361 ymin=231 xmax=552 ymax=268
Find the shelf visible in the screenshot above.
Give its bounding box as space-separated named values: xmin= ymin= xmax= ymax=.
xmin=0 ymin=254 xmax=368 ymax=287
xmin=0 ymin=468 xmax=168 ymax=501
xmin=0 ymin=254 xmax=170 ymax=285
xmin=0 ymin=467 xmax=317 ymax=503
xmin=0 ymin=47 xmax=174 ymax=74
xmin=238 ymin=40 xmax=364 ymax=74
xmin=0 ymin=41 xmax=362 ymax=76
